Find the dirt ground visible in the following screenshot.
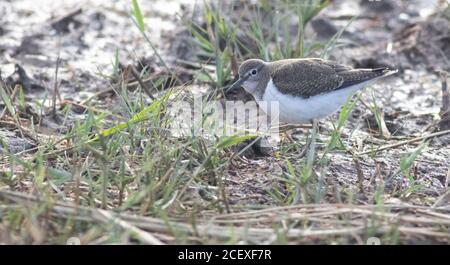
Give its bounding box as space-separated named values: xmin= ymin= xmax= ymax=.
xmin=0 ymin=0 xmax=449 ymax=244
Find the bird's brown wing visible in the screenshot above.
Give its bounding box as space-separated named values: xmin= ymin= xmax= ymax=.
xmin=270 ymin=59 xmax=388 ymax=98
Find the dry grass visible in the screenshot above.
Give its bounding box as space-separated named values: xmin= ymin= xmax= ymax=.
xmin=1 ymin=190 xmax=449 ymax=244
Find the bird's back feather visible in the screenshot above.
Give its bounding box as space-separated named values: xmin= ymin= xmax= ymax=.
xmin=269 ymin=58 xmax=397 ymax=98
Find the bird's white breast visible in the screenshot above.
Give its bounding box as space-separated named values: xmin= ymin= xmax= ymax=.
xmin=258 ymin=79 xmax=365 ymax=124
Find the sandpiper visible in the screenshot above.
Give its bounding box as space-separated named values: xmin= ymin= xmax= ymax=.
xmin=227 ymin=58 xmax=397 ymax=125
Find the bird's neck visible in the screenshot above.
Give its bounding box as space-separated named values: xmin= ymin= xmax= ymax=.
xmin=252 ymin=77 xmax=270 ymax=102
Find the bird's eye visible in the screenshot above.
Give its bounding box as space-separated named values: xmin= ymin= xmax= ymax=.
xmin=251 ymin=69 xmax=257 ymax=75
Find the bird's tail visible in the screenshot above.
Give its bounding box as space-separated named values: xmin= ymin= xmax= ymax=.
xmin=373 ymin=67 xmax=399 ymax=78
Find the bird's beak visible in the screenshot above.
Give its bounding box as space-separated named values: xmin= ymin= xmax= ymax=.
xmin=225 ymin=77 xmax=246 ymax=93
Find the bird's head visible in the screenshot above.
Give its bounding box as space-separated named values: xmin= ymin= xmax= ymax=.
xmin=227 ymin=59 xmax=268 ymax=95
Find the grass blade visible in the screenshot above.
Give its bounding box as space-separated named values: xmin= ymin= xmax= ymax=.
xmin=132 ymin=0 xmax=145 ymax=33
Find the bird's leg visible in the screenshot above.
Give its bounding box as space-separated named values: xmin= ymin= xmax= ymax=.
xmin=278 ymin=124 xmax=294 ymax=143
xmin=298 ymin=119 xmax=317 ymax=159
xmin=281 ymin=124 xmax=311 ymax=144
xmin=283 ymin=131 xmax=295 ymax=143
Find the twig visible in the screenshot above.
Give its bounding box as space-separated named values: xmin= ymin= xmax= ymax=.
xmin=353 ymin=156 xmax=365 ymax=193
xmin=433 ymin=182 xmax=450 ymax=209
xmin=80 ymin=88 xmax=114 ymax=105
xmin=79 ymin=70 xmax=167 ymax=106
xmin=210 ymin=203 xmax=450 ymax=220
xmin=51 ymin=46 xmax=61 ymax=116
xmin=357 ymin=129 xmax=450 ymax=155
xmin=130 ymin=65 xmax=155 ymax=100
xmin=95 ymin=209 xmax=164 ymax=245
xmin=0 ymin=120 xmax=39 ymax=143
xmin=438 ymin=70 xmax=450 ymax=130
xmin=61 ymin=99 xmax=105 ymax=114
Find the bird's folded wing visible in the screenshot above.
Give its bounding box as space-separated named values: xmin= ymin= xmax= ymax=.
xmin=270 ymin=59 xmax=387 ymax=98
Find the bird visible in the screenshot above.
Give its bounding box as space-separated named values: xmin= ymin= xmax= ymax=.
xmin=226 ymin=58 xmax=397 ymax=152
xmin=227 ymin=58 xmax=397 ymax=124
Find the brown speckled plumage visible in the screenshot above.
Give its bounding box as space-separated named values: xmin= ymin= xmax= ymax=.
xmin=235 ymin=58 xmax=395 ymax=99
xmin=269 ymin=58 xmax=391 ymax=98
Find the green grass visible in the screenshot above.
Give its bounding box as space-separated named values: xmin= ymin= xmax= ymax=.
xmin=187 ymin=0 xmax=332 ymax=88
xmin=131 ymin=0 xmax=170 ymax=73
xmin=399 ymin=142 xmax=427 ymax=199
